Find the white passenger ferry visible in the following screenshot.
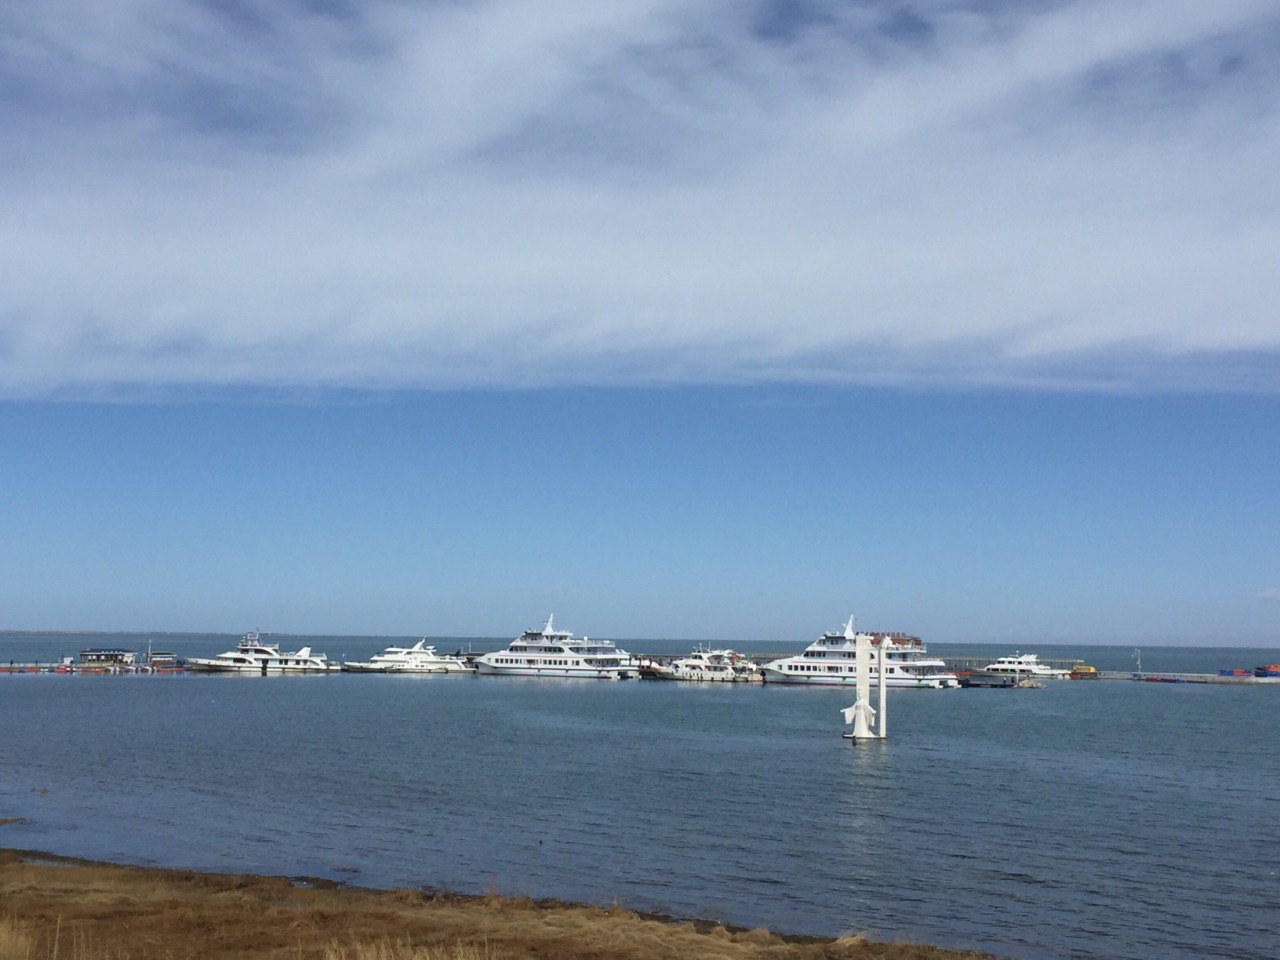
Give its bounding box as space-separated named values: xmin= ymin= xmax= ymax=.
xmin=978 ymin=653 xmax=1071 ymax=680
xmin=474 ymin=615 xmax=638 ymax=680
xmin=342 ymin=639 xmax=473 ymax=674
xmin=187 ymin=632 xmax=341 ymax=674
xmin=762 ymin=617 xmax=960 ymax=688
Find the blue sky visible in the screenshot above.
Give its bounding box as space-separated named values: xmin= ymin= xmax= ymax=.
xmin=4 ymin=389 xmax=1277 ymax=644
xmin=1 ymin=2 xmax=1278 ymax=643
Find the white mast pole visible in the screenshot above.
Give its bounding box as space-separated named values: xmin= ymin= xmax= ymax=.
xmin=877 ymin=637 xmax=887 ymax=738
xmin=857 ymin=628 xmax=872 ymax=737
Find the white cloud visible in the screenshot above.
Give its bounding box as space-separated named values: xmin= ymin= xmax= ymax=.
xmin=2 ymin=0 xmax=1280 ymax=396
xmin=1257 ymin=587 xmax=1280 ymax=602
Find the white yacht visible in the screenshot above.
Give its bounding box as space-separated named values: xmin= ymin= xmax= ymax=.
xmin=641 ymin=646 xmax=762 ymax=682
xmin=761 ymin=617 xmax=960 ymax=688
xmin=342 ymin=639 xmax=473 ymax=674
xmin=474 ymin=615 xmax=638 ymax=680
xmin=187 ymin=632 xmax=341 ymax=674
xmin=978 ymin=653 xmax=1071 ymax=680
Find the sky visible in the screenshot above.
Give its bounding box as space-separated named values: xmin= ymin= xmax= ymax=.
xmin=1 ymin=2 xmax=1278 ymax=644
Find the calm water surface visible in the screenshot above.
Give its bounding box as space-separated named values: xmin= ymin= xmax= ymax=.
xmin=2 ymin=635 xmax=1278 ymax=960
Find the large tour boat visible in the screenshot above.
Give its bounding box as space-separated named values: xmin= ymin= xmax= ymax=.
xmin=187 ymin=632 xmax=341 ymax=674
xmin=473 ymin=615 xmax=638 ymax=680
xmin=761 ymin=617 xmax=960 ymax=688
xmin=342 ymin=639 xmax=473 ymax=674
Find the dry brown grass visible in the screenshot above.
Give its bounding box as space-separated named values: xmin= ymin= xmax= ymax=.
xmin=0 ymin=849 xmax=998 ymax=960
xmin=1 ymin=913 xmax=37 ymax=959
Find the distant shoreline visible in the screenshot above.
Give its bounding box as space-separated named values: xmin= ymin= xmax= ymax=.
xmin=0 ymin=629 xmax=238 ymax=638
xmin=3 ymin=629 xmax=1276 ymax=649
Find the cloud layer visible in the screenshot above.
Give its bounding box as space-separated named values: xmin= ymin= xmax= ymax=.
xmin=3 ymin=0 xmax=1279 ymax=395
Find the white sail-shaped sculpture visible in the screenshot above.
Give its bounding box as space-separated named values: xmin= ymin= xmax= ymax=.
xmin=841 ymin=621 xmax=877 ymax=740
xmin=841 ymin=619 xmax=888 ymax=741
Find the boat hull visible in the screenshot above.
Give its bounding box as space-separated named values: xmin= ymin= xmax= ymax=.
xmin=186 ymin=659 xmax=339 ymax=674
xmin=341 ymin=662 xmax=472 ymax=674
xmin=978 ymin=669 xmax=1071 ymax=681
xmin=642 ymin=665 xmax=761 ymax=682
xmin=762 ymin=672 xmax=959 ymax=688
xmin=474 ymin=664 xmax=636 ymax=680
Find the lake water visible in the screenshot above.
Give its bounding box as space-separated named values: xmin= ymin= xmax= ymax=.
xmin=2 ymin=633 xmax=1278 ymax=960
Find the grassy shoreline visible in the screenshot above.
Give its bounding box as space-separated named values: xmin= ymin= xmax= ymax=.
xmin=0 ymin=846 xmax=998 ymax=960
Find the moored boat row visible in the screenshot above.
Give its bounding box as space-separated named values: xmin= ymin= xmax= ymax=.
xmin=184 ymin=615 xmax=960 ymax=685
xmin=472 ymin=614 xmax=960 ymax=686
xmin=10 ymin=616 xmax=1189 ymax=686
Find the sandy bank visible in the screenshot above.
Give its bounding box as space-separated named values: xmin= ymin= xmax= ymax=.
xmin=0 ymin=847 xmax=997 ymax=960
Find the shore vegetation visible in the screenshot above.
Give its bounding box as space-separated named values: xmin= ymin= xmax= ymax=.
xmin=0 ymin=849 xmax=996 ymax=960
